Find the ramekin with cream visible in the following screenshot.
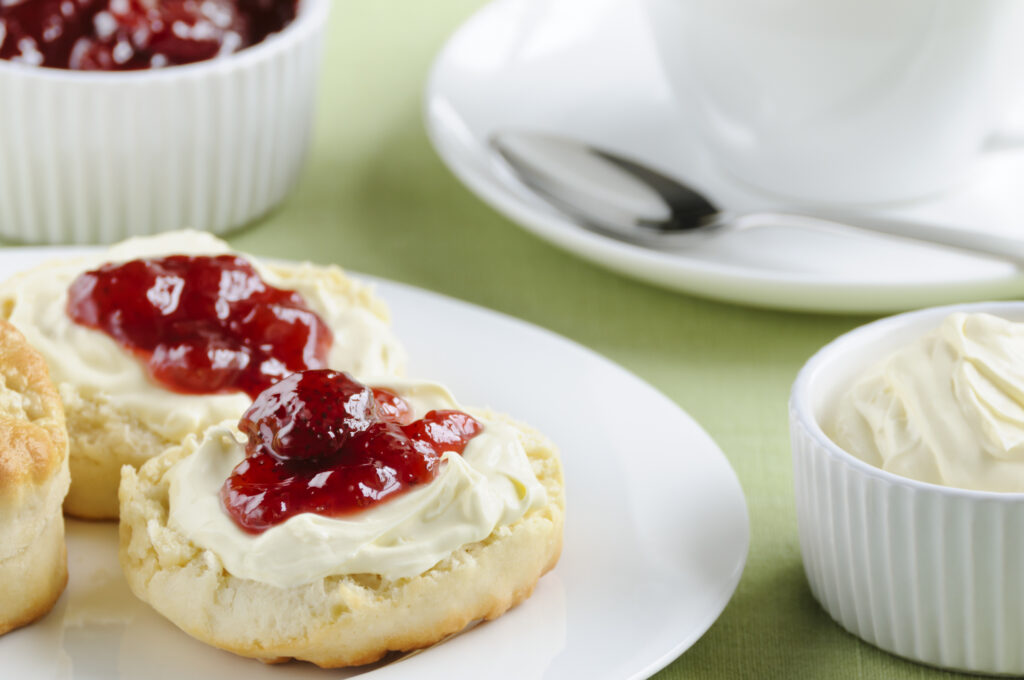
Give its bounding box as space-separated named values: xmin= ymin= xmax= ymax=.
xmin=791 ymin=302 xmax=1024 ymax=675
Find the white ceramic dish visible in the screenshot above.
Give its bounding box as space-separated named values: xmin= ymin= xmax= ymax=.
xmin=791 ymin=301 xmax=1024 ymax=675
xmin=426 ymin=0 xmax=1024 ymax=314
xmin=0 ymin=247 xmax=749 ymax=679
xmin=0 ymin=0 xmax=329 ymax=245
xmin=644 ymin=0 xmax=1024 ymax=205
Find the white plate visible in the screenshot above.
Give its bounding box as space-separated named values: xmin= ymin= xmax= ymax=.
xmin=0 ymin=247 xmax=749 ymax=680
xmin=425 ymin=0 xmax=1024 ymax=314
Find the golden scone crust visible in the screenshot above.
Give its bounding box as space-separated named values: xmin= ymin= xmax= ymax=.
xmin=0 ymin=320 xmax=70 ymax=635
xmin=118 ymin=412 xmax=564 ymax=667
xmin=0 ymin=321 xmax=68 ymax=496
xmin=1 ymin=259 xmax=399 ymax=520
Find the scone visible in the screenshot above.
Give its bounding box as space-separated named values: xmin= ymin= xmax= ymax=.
xmin=119 ymin=371 xmax=564 ymax=667
xmin=0 ymin=231 xmax=406 ymax=519
xmin=0 ymin=320 xmax=70 ymax=636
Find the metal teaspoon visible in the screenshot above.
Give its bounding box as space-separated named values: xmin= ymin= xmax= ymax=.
xmin=490 ymin=130 xmax=1024 ymax=266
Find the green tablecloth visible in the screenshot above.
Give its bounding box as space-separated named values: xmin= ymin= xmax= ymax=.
xmin=225 ymin=3 xmax=965 ymax=678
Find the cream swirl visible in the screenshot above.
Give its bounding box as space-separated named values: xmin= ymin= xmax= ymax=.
xmin=0 ymin=231 xmax=405 ymax=443
xmin=829 ymin=312 xmax=1024 ymax=491
xmin=166 ymin=379 xmax=548 ymax=586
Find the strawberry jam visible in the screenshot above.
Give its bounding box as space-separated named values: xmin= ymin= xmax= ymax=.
xmin=66 ymin=254 xmax=331 ymax=398
xmin=221 ymin=370 xmax=483 ymax=533
xmin=0 ymin=0 xmax=298 ymax=71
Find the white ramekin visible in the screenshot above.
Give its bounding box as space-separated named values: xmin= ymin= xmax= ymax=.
xmin=0 ymin=0 xmax=329 ymax=244
xmin=791 ymin=301 xmax=1024 ymax=676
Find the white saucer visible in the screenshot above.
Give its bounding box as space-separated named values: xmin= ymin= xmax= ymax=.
xmin=425 ymin=0 xmax=1024 ymax=314
xmin=0 ymin=248 xmax=749 ymax=679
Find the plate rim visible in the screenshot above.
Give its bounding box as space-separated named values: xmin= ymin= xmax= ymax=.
xmin=367 ymin=273 xmax=750 ymax=679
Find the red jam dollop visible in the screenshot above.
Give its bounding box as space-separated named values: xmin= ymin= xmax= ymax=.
xmin=221 ymin=370 xmax=484 ymax=533
xmin=0 ymin=0 xmax=298 ymax=71
xmin=66 ymin=253 xmax=332 ymax=398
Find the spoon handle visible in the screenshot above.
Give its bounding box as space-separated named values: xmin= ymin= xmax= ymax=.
xmin=763 ymin=210 xmax=1024 ymax=267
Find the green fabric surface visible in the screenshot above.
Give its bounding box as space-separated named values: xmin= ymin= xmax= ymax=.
xmin=226 ymin=2 xmax=975 ymax=678
xmin=13 ymin=2 xmax=976 ymax=678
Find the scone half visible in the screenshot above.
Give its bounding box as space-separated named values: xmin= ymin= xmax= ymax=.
xmin=119 ymin=410 xmax=564 ymax=667
xmin=0 ymin=231 xmax=406 ymax=519
xmin=0 ymin=321 xmax=70 ymax=636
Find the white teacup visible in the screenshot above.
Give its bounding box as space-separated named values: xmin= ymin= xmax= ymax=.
xmin=645 ymin=0 xmax=1024 ymax=205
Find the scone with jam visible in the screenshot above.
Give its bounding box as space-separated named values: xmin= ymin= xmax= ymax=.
xmin=0 ymin=320 xmax=70 ymax=635
xmin=0 ymin=231 xmax=405 ymax=519
xmin=119 ymin=370 xmax=564 ymax=667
